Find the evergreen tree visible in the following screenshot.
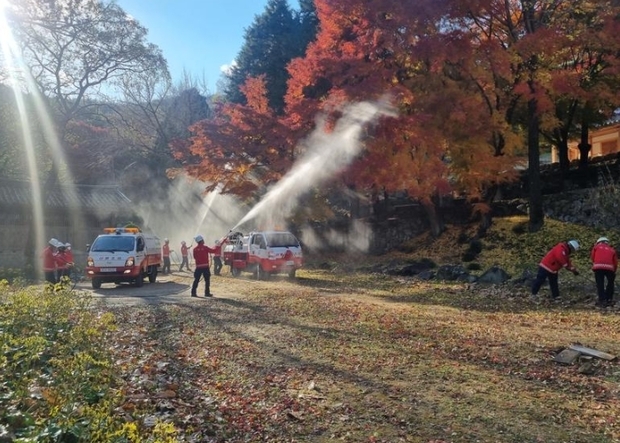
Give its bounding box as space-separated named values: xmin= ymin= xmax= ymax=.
xmin=225 ymin=0 xmax=317 ymax=114
xmin=297 ymin=0 xmax=319 ymax=47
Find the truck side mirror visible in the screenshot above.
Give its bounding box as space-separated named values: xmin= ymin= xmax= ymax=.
xmin=86 ymin=244 xmax=90 ymax=252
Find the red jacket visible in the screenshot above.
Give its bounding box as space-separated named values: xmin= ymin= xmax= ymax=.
xmin=540 ymin=242 xmax=576 ymax=274
xmin=163 ymin=243 xmax=170 ymax=258
xmin=56 ymin=251 xmax=71 ymax=270
xmin=41 ymin=246 xmax=56 ymax=272
xmin=193 ymin=243 xmax=217 ymax=269
xmin=181 ymin=244 xmax=188 ymax=257
xmin=591 ymin=242 xmax=617 ymax=272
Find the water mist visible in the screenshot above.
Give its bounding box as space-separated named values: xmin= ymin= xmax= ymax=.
xmin=232 ymin=98 xmax=396 ymax=231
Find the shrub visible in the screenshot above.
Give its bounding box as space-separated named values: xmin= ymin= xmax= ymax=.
xmin=0 ymin=267 xmax=26 ymax=284
xmin=466 ymin=263 xmax=482 ymax=271
xmin=468 ymin=239 xmax=483 ymax=254
xmin=0 ymin=283 xmax=169 ymax=442
xmin=461 ymin=250 xmax=477 ymax=262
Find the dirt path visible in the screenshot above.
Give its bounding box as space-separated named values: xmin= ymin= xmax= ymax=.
xmin=77 ymin=268 xmax=305 ymax=306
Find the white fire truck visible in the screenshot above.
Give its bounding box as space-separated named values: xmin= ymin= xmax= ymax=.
xmin=86 ymin=226 xmax=162 ymax=289
xmin=223 ymin=230 xmax=303 ymax=280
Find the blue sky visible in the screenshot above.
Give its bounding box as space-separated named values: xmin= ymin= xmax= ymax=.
xmin=116 ymin=0 xmax=299 ymax=92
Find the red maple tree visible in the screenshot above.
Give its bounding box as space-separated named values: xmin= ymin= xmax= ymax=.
xmin=172 ymin=75 xmax=297 ymax=198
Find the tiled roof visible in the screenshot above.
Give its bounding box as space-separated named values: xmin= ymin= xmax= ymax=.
xmin=0 ymin=179 xmax=131 ymax=210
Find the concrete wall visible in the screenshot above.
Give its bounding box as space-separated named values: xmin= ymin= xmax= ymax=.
xmin=542 ymin=187 xmax=620 ymax=231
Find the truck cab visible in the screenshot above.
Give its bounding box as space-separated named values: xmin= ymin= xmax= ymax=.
xmin=85 ymin=227 xmax=161 ymax=289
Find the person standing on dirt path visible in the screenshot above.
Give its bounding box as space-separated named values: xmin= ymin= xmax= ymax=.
xmin=179 ymin=240 xmax=191 ymax=272
xmin=213 ymin=239 xmax=223 ymax=275
xmin=531 ymin=240 xmax=580 ymax=302
xmin=590 ymin=237 xmax=617 ymax=308
xmin=162 ymin=239 xmax=172 ymax=274
xmin=41 ymin=238 xmax=59 ymax=284
xmin=191 ymin=235 xmax=218 ymax=297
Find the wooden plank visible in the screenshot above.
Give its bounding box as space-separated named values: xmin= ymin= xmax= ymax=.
xmin=568 ymin=345 xmax=616 ymax=361
xmin=554 ymin=349 xmax=581 ymax=365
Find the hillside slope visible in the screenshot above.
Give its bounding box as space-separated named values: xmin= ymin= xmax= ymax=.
xmin=308 ymin=215 xmax=619 ymax=302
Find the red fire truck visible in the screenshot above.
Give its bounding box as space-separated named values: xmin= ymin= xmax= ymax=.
xmin=85 ymin=226 xmax=162 ymax=289
xmin=223 ymin=230 xmax=303 ymax=280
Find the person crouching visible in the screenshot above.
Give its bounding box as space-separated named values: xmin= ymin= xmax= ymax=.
xmin=531 ymin=240 xmax=580 ymax=302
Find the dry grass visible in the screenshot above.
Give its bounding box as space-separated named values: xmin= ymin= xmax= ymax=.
xmin=101 ymin=216 xmax=620 ymax=442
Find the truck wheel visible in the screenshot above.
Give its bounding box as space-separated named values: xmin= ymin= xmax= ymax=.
xmin=288 ymin=269 xmax=297 ymax=279
xmin=256 ymin=266 xmax=270 ymax=281
xmin=92 ymin=278 xmax=102 ymax=289
xmin=135 ymin=272 xmax=144 ymax=287
xmin=231 ymin=267 xmax=241 ymax=277
xmin=148 ymin=267 xmax=157 ymax=283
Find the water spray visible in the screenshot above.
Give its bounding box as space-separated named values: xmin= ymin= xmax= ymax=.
xmin=196 ymin=183 xmax=223 ymax=236
xmin=230 ymin=97 xmax=397 ymax=231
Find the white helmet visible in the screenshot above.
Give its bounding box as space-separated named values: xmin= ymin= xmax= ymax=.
xmin=65 ymin=243 xmax=71 ymax=249
xmin=215 ymin=239 xmax=220 ymax=245
xmin=181 ymin=241 xmax=186 ymax=245
xmin=49 ymin=238 xmax=60 ymax=247
xmin=194 ymin=235 xmax=204 ymax=243
xmin=597 ymin=237 xmax=609 ymax=244
xmin=164 ymin=238 xmax=169 ymax=243
xmin=567 ymin=240 xmax=580 ymax=251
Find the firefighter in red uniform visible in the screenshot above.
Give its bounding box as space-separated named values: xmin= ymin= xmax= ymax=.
xmin=591 ymin=237 xmax=617 ymax=307
xmin=191 ymin=235 xmax=218 ymax=297
xmin=162 ymin=239 xmax=172 ymax=274
xmin=531 ymin=240 xmax=580 ymax=302
xmin=179 ymin=240 xmax=191 ymax=272
xmin=41 ymin=238 xmax=59 ymax=284
xmin=55 ymin=243 xmax=71 ymax=279
xmin=65 ymin=243 xmax=74 ymax=265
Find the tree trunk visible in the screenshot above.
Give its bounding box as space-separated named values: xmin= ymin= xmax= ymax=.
xmin=478 ymin=184 xmax=499 ymax=236
xmin=527 ymin=98 xmax=544 ymax=232
xmin=578 ymin=121 xmax=591 ymax=171
xmin=422 ymin=199 xmax=444 ymax=238
xmin=556 ymin=135 xmax=570 ymax=173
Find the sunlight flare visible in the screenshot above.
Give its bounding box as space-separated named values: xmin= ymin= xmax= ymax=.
xmin=0 ymin=0 xmax=85 ymax=277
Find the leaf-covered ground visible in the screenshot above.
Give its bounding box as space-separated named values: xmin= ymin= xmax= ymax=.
xmin=102 ymin=217 xmax=620 ymax=442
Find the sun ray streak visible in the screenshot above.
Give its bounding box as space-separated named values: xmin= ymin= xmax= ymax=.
xmin=0 ymin=0 xmax=46 ymax=277
xmin=0 ymin=0 xmax=85 ymax=278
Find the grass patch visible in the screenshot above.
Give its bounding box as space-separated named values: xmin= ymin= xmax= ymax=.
xmin=97 ymin=274 xmax=620 ymax=442
xmin=0 ymin=281 xmax=179 ymax=442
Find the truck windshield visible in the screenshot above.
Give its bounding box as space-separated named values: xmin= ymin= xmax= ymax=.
xmin=266 ymin=233 xmax=300 ymax=248
xmin=91 ymin=236 xmax=135 ymax=252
